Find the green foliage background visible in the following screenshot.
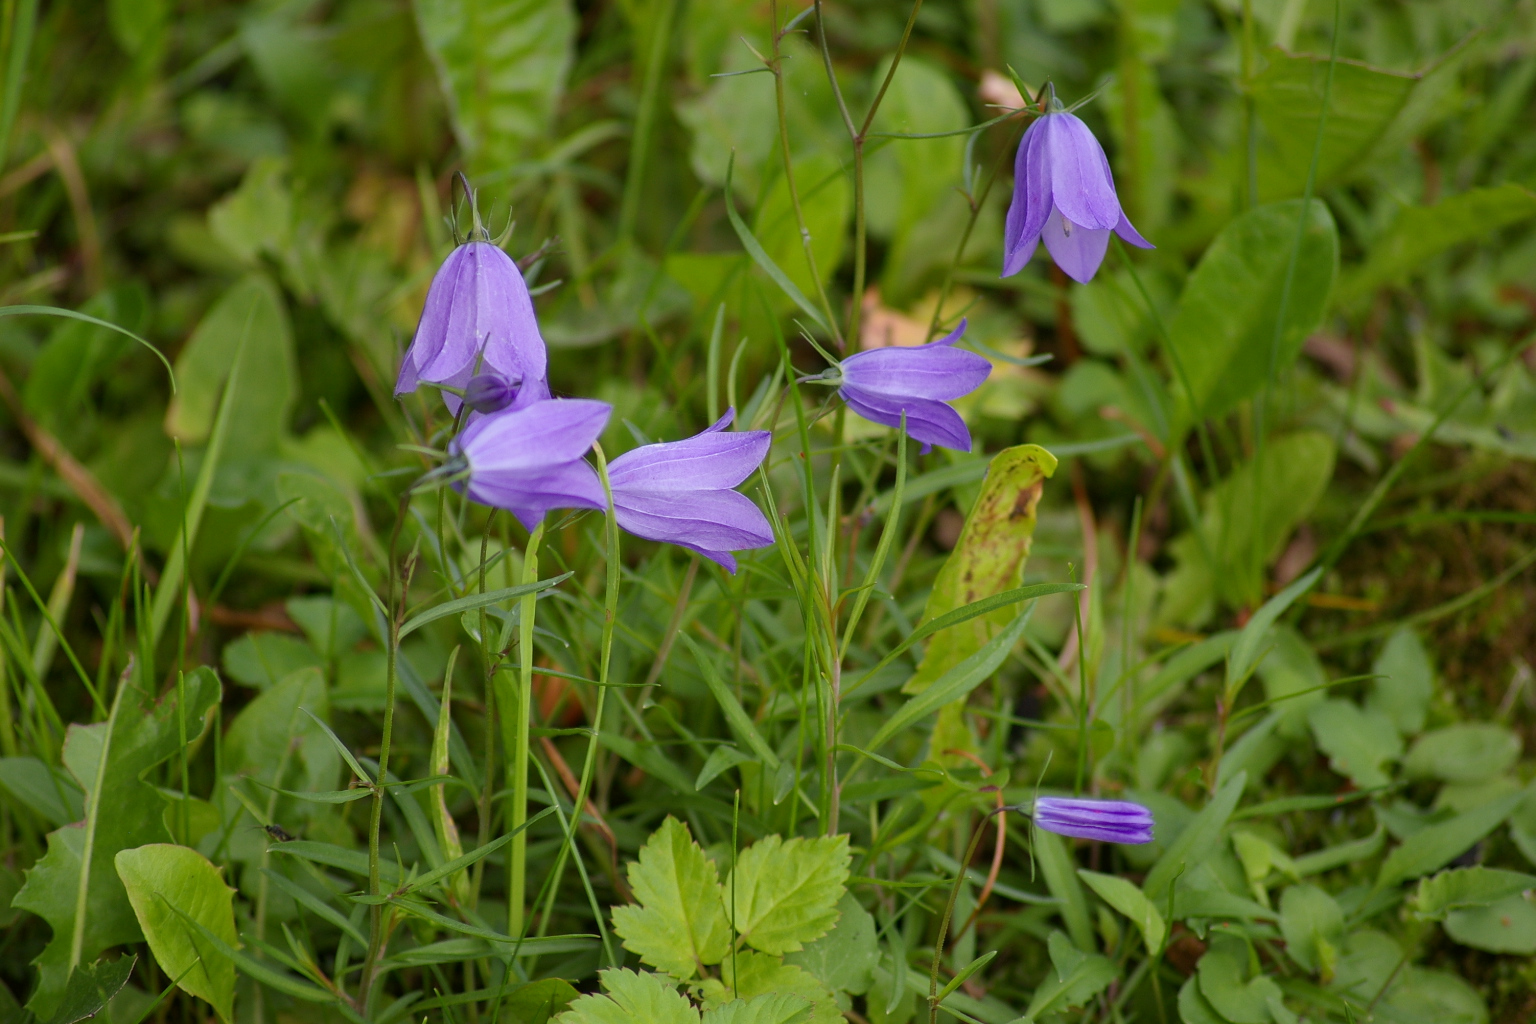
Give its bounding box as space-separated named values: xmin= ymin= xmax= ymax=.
xmin=1 ymin=0 xmax=1536 ymax=1022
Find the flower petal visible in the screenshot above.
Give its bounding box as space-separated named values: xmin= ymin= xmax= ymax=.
xmin=840 ymin=387 xmax=973 ymax=452
xmin=397 ymin=244 xmax=471 ymax=394
xmin=467 ymin=460 xmax=606 ymax=529
xmin=460 ymin=399 xmax=612 ymax=474
xmin=840 ymin=344 xmax=991 ymax=401
xmin=1004 ymin=119 xmax=1051 ymax=277
xmin=613 ymin=489 xmax=774 ymax=568
xmin=608 ymin=427 xmax=770 ymax=492
xmin=1114 ymin=210 xmax=1154 ymax=250
xmin=1038 ymin=113 xmax=1121 ymax=231
xmin=1041 ymin=207 xmax=1110 ymax=284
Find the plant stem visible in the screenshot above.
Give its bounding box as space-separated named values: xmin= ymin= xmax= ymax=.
xmin=509 ymin=520 xmax=546 ymax=937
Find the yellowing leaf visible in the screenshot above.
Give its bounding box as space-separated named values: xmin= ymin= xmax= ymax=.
xmin=904 ymin=444 xmax=1056 ymax=695
xmin=114 ymin=844 xmax=239 ymax=1023
xmin=611 ymin=817 xmax=730 ymax=979
xmin=726 ymin=834 xmax=850 ymax=955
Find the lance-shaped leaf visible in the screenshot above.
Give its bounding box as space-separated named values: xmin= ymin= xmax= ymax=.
xmin=1022 ymin=931 xmax=1116 ymax=1022
xmin=611 ymin=817 xmax=731 ymax=979
xmin=904 ymin=444 xmax=1056 ymax=694
xmin=1079 ymin=870 xmax=1166 ymax=955
xmin=13 ymin=669 xmax=221 ymax=1018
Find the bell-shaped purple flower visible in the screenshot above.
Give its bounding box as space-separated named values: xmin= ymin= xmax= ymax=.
xmin=1031 ymin=796 xmax=1154 ymax=844
xmin=606 ymin=411 xmax=774 ymax=572
xmin=1003 ymin=111 xmax=1153 ymax=285
xmin=396 ymin=241 xmax=552 ymax=410
xmin=835 ymin=319 xmax=991 ymax=454
xmin=456 ymin=399 xmax=610 ymax=530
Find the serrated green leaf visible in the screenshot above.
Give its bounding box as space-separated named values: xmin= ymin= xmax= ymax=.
xmin=904 ymin=445 xmax=1056 ymax=694
xmin=1078 ymin=870 xmax=1166 ymax=954
xmin=784 ymin=893 xmax=877 ymax=995
xmin=700 ymin=992 xmax=813 ymax=1024
xmin=1307 ymin=699 xmax=1401 ymax=789
xmin=1414 ymin=867 xmax=1536 ymax=920
xmin=1403 ymin=725 xmax=1521 ymax=784
xmin=555 ymin=968 xmax=697 ymax=1024
xmin=611 ymin=817 xmax=730 ymax=979
xmin=725 ymin=834 xmax=850 ymax=955
xmin=701 ymin=951 xmax=835 ymax=1024
xmin=46 ymin=955 xmax=135 ymax=1024
xmin=115 ymin=845 xmax=238 ymax=1023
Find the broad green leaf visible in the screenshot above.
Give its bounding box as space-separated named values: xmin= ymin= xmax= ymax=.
xmin=1166 ymin=201 xmax=1338 ymax=423
xmin=611 ymin=817 xmax=731 ymax=979
xmin=1177 ymin=976 xmax=1227 ymax=1024
xmin=1196 ymin=934 xmax=1283 ymax=1024
xmin=868 ymin=611 xmax=1031 ymax=752
xmin=0 ymin=756 xmax=84 ymax=826
xmin=1336 ymin=184 xmax=1536 ymax=304
xmin=501 ymin=979 xmax=579 ymax=1024
xmin=725 ymin=834 xmax=850 ymax=955
xmin=46 ymin=954 xmax=135 ymax=1024
xmin=701 ymin=993 xmax=814 ymax=1024
xmin=1293 ymin=826 xmax=1385 ymax=878
xmin=1279 ymin=885 xmax=1343 ymax=978
xmin=1032 ymin=827 xmax=1094 ymax=952
xmin=207 ymin=158 xmax=292 ymax=267
xmin=1444 ymin=895 xmax=1536 ymax=954
xmin=1249 ymin=45 xmax=1463 ymax=199
xmin=115 ymin=844 xmax=238 ymax=1023
xmin=1307 ymin=700 xmax=1401 ymax=789
xmin=1144 ymin=771 xmax=1246 ymax=901
xmin=1172 ymin=863 xmax=1277 ymax=922
xmin=1078 ymin=870 xmax=1166 ymax=954
xmin=1403 ymin=725 xmax=1521 ymax=784
xmin=700 ymin=951 xmax=835 ymax=1024
xmin=1414 ymin=867 xmax=1536 ymax=920
xmin=784 ymin=893 xmax=878 ymax=996
xmin=1257 ymin=627 xmax=1328 ymax=736
xmin=1022 ymin=931 xmax=1115 ymax=1022
xmin=555 ymin=968 xmax=696 ymax=1024
xmin=164 ymin=274 xmax=296 ymax=459
xmin=13 ymin=669 xmax=221 ymax=1018
xmin=755 ymin=152 xmax=849 ymax=305
xmin=107 ymin=0 xmax=165 ymax=55
xmin=905 ymin=444 xmax=1056 ymax=694
xmin=1367 ymin=627 xmax=1434 ymax=736
xmin=413 ymin=0 xmax=575 ymax=172
xmin=224 ymin=668 xmax=338 ymax=803
xmin=1328 ymin=929 xmax=1403 ymax=1006
xmin=1376 ymin=967 xmax=1489 ymax=1024
xmin=1376 ymin=789 xmax=1526 ymax=891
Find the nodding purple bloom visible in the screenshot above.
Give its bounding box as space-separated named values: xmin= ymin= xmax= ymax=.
xmin=1003 ymin=110 xmax=1153 ymax=285
xmin=396 ymin=241 xmax=552 ymax=411
xmin=455 ymin=399 xmax=611 ymax=530
xmin=464 ymin=372 xmax=518 ymax=414
xmin=834 ymin=319 xmax=991 ymax=454
xmin=1031 ymin=797 xmax=1155 ymax=844
xmin=606 ymin=411 xmax=774 ymax=573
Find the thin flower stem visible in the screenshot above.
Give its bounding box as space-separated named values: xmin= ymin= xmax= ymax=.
xmin=509 ymin=519 xmax=546 ymax=938
xmin=929 ymin=809 xmax=999 ymax=1024
xmin=769 ymin=0 xmax=843 ymax=348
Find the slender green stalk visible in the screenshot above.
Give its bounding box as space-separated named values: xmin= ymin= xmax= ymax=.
xmin=0 ymin=0 xmax=36 ymax=168
xmin=768 ymin=0 xmax=843 ymax=347
xmin=509 ymin=520 xmax=546 ymax=937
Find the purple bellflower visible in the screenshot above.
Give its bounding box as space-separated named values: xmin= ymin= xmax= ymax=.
xmin=455 ymin=399 xmax=611 ymax=530
xmin=1003 ymin=107 xmax=1153 ymax=285
xmin=606 ymin=411 xmax=774 ymax=572
xmin=833 ymin=319 xmax=991 ymax=454
xmin=1030 ymin=796 xmax=1155 ymax=844
xmin=396 ymin=241 xmax=552 ymax=411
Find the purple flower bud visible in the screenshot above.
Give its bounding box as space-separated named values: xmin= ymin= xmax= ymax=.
xmin=1003 ymin=111 xmax=1153 ymax=285
xmin=836 ymin=318 xmax=991 ymax=454
xmin=464 ymin=373 xmax=519 ymax=414
xmin=606 ymin=411 xmax=775 ymax=573
xmin=396 ymin=241 xmax=552 ymax=411
xmin=1032 ymin=797 xmax=1155 ymax=844
xmin=456 ymin=399 xmax=611 ymax=530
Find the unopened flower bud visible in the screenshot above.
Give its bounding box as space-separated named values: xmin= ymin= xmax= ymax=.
xmin=464 ymin=373 xmax=519 ymax=414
